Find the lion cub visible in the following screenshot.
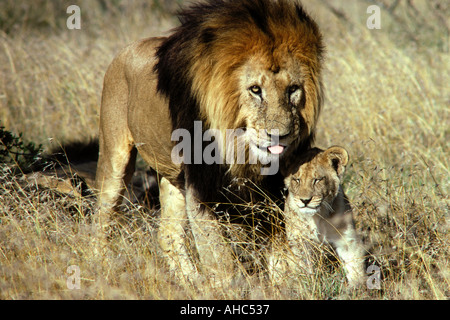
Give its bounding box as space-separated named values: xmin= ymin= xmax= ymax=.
xmin=283 ymin=146 xmax=365 ymax=287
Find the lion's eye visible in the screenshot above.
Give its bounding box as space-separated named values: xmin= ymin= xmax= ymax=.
xmin=249 ymin=85 xmax=262 ymax=96
xmin=293 ymin=178 xmax=300 ymax=184
xmin=288 ymin=85 xmax=300 ymax=95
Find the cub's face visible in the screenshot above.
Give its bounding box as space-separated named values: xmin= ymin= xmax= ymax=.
xmin=285 ymin=147 xmax=348 ymax=216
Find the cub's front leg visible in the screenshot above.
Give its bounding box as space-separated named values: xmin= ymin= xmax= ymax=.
xmin=318 ymin=206 xmax=366 ymax=288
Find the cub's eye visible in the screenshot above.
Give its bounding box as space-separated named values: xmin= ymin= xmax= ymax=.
xmin=249 ymin=85 xmax=262 ymax=96
xmin=293 ymin=178 xmax=300 ymax=184
xmin=313 ymin=177 xmax=324 ymax=185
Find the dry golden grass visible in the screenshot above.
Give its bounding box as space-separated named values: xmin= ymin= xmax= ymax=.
xmin=0 ymin=0 xmax=448 ymax=299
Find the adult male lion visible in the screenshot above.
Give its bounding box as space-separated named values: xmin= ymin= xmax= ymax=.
xmin=95 ymin=0 xmax=324 ymax=282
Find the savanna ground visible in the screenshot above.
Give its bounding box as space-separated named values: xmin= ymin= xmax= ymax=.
xmin=0 ymin=0 xmax=448 ymax=299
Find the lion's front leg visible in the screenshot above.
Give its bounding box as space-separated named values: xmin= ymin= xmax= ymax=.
xmin=185 ymin=186 xmax=235 ymax=286
xmin=158 ymin=177 xmax=198 ymax=283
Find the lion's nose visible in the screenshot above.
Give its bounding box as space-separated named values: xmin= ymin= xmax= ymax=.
xmin=265 ymin=128 xmax=291 ymax=139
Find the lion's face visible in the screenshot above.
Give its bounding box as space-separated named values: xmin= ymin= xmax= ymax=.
xmin=235 ymin=54 xmax=318 ymax=164
xmin=286 ymin=147 xmax=348 ymax=216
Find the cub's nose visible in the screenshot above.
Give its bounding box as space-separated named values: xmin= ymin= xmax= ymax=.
xmin=300 ymin=197 xmax=312 ymax=206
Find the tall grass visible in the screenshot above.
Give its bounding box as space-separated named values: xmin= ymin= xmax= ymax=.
xmin=0 ymin=0 xmax=448 ymax=299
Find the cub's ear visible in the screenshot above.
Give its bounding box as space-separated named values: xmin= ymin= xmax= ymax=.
xmin=283 ymin=175 xmax=292 ymax=188
xmin=323 ymin=146 xmax=349 ymax=177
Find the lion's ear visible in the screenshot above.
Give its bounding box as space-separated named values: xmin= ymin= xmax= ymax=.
xmin=323 ymin=146 xmax=349 ymax=177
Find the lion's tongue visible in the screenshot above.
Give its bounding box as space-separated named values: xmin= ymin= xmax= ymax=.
xmin=268 ymin=145 xmax=284 ymax=155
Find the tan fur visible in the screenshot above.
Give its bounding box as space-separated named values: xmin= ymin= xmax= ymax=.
xmin=279 ymin=146 xmax=366 ymax=287
xmin=95 ymin=37 xmax=179 ymax=212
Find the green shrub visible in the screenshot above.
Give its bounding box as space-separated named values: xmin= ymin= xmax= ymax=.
xmin=0 ymin=126 xmax=43 ymax=174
